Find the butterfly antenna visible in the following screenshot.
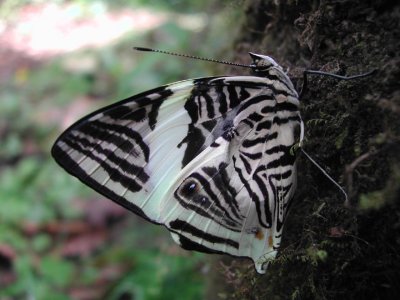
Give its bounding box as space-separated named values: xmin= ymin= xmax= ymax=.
xmin=134 ymin=47 xmax=252 ymax=69
xmin=301 ymin=149 xmax=348 ymax=203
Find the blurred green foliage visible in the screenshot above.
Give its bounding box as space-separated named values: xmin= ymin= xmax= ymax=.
xmin=0 ymin=0 xmax=238 ymax=298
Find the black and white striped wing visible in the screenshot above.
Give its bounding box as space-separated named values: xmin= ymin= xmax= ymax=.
xmin=52 ymin=75 xmax=302 ymax=273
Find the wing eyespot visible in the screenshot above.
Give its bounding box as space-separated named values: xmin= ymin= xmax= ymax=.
xmin=199 ymin=196 xmax=208 ymax=204
xmin=177 ymin=178 xmax=212 ymax=209
xmin=179 ymin=179 xmax=200 ymax=198
xmin=246 ymin=227 xmax=264 ymax=240
xmin=193 ymin=195 xmax=211 ymax=208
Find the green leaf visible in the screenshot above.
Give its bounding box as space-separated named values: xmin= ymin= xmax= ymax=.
xmin=40 ymin=256 xmax=74 ymax=288
xmin=32 ymin=234 xmax=52 ymax=252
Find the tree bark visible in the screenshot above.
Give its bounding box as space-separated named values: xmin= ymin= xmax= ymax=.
xmin=213 ymin=1 xmax=400 ymax=299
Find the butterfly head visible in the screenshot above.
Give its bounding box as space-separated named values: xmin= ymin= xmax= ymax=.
xmin=249 ymin=52 xmax=281 ymax=73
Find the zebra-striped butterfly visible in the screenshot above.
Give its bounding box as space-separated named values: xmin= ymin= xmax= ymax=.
xmin=51 ymin=48 xmax=305 ymax=274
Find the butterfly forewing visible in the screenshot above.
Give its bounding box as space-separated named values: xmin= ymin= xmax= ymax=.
xmin=52 ymin=56 xmax=302 ymax=273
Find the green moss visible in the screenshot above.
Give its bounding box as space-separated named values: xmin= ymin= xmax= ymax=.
xmin=335 ymin=127 xmax=349 ymax=149
xmin=360 ymin=164 xmax=400 ymax=210
xmin=359 ymin=191 xmax=386 ymax=209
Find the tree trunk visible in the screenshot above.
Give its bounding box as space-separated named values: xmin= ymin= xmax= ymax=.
xmin=212 ymin=1 xmax=400 ymax=299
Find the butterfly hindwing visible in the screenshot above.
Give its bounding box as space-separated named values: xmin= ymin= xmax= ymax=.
xmin=156 ymin=78 xmax=301 ymax=272
xmin=52 ymin=56 xmax=303 ymax=273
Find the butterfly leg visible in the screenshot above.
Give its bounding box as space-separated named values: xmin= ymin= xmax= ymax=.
xmin=299 ymin=69 xmax=377 ymax=100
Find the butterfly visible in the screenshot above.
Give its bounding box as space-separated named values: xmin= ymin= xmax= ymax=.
xmin=51 ymin=48 xmax=305 ymax=274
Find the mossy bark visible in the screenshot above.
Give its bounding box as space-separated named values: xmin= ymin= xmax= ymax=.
xmin=209 ymin=1 xmax=400 ymax=299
